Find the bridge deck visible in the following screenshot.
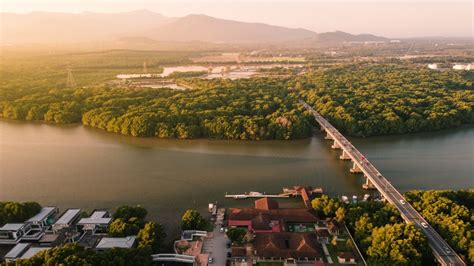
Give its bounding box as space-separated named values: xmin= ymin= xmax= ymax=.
xmin=300 ymin=99 xmax=465 ymax=266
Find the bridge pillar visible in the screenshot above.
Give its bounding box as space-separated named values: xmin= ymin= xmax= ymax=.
xmin=324 ymin=131 xmax=333 ymax=140
xmin=339 ymin=150 xmax=351 ymax=160
xmin=331 ymin=140 xmax=341 ymax=149
xmin=362 ymin=177 xmax=376 ymax=190
xmin=350 ymin=162 xmax=363 ymax=173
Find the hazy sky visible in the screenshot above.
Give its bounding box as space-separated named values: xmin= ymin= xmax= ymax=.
xmin=1 ymin=0 xmax=472 ymax=38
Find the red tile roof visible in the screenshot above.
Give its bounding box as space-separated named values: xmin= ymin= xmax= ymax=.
xmin=255 ymin=198 xmax=279 ymax=210
xmin=228 ymin=207 xmax=318 ymax=225
xmin=254 ymin=232 xmax=321 ymax=259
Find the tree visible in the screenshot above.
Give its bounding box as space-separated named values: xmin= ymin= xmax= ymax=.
xmin=0 ymin=201 xmax=42 ymax=225
xmin=181 ymin=209 xmax=208 ymax=231
xmin=137 ymin=222 xmax=166 ymax=253
xmin=311 ymin=195 xmax=342 ymax=217
xmin=108 ymin=217 xmax=142 ymax=237
xmin=226 ymin=227 xmax=247 ymax=244
xmin=113 ymin=205 xmax=148 ymax=220
xmin=335 ymin=207 xmax=346 ymax=223
xmin=367 ymin=223 xmax=429 ymax=265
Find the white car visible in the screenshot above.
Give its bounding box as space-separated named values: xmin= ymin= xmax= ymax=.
xmin=444 ymin=247 xmax=452 ymax=254
xmin=420 ymin=222 xmax=428 ymax=228
xmin=399 ymin=199 xmax=406 ymax=205
xmin=208 ymin=257 xmax=214 ymax=264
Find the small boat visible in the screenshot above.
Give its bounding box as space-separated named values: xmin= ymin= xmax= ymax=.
xmin=363 ymin=194 xmax=371 ymax=201
xmin=341 ymin=196 xmax=349 ymax=204
xmin=248 ymin=191 xmax=263 ymax=196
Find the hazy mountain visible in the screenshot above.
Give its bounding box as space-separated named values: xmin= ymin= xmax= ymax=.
xmin=0 ymin=10 xmax=171 ymax=44
xmin=148 ymin=14 xmax=316 ymax=43
xmin=1 ymin=10 xmax=389 ymax=45
xmin=315 ymin=31 xmax=388 ymax=43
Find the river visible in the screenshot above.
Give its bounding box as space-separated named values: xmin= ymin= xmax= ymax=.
xmin=0 ymin=120 xmax=473 ymax=234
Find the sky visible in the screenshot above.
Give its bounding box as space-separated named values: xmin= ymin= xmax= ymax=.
xmin=1 ymin=0 xmax=472 ymax=38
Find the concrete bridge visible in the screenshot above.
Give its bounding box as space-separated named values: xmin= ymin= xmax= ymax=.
xmin=300 ymin=99 xmax=466 ymax=266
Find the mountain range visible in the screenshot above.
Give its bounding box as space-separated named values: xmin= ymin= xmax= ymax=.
xmin=0 ymin=10 xmax=388 ymax=45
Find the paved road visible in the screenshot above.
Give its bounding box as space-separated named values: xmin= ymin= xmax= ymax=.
xmin=300 ymin=100 xmax=466 ymax=266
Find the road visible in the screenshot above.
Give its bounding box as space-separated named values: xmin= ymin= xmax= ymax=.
xmin=300 ymin=99 xmax=466 ymax=266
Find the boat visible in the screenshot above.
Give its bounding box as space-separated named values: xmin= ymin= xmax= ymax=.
xmin=232 ymin=195 xmax=248 ymax=199
xmin=248 ymin=191 xmax=263 ymax=196
xmin=363 ymin=194 xmax=371 ymax=201
xmin=341 ymin=196 xmax=349 ymax=204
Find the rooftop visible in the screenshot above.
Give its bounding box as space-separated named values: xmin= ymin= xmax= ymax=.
xmin=255 ymin=198 xmax=279 ymax=210
xmin=77 ymin=210 xmax=111 ymax=225
xmin=229 ymin=207 xmax=318 ymax=225
xmin=27 ymin=207 xmax=57 ymax=223
xmin=54 ymin=209 xmax=81 ymax=225
xmin=0 ymin=223 xmax=25 ymax=231
xmin=20 ymin=247 xmax=50 ymax=259
xmin=253 ymin=232 xmax=321 ymax=259
xmin=4 ymin=243 xmax=30 ymax=259
xmin=95 ymin=236 xmax=136 ymax=249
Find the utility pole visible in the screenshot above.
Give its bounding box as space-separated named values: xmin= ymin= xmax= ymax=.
xmin=66 ymin=68 xmax=77 ymax=89
xmin=143 ymin=61 xmax=148 ymax=73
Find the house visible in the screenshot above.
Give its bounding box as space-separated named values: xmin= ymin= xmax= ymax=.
xmin=3 ymin=243 xmax=30 ymax=262
xmin=231 ymin=246 xmax=247 ymax=260
xmin=0 ymin=223 xmax=31 ymax=244
xmin=337 ymin=252 xmax=356 ymax=264
xmin=95 ymin=236 xmax=137 ymax=250
xmin=27 ymin=207 xmax=58 ymax=230
xmin=77 ymin=210 xmax=112 ymax=234
xmin=228 ymin=198 xmax=319 ymax=233
xmin=20 ymin=247 xmax=51 ymax=259
xmin=253 ymin=232 xmax=322 ymax=262
xmin=315 ymin=229 xmax=330 ymax=244
xmin=53 ymin=208 xmax=81 ymax=232
xmin=181 ymin=230 xmax=208 ymax=241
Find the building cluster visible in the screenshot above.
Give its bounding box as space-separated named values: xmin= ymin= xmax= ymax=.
xmin=0 ymin=208 xmax=136 ymax=262
xmin=427 ymin=63 xmax=473 ymax=70
xmin=226 ymin=198 xmax=358 ymax=265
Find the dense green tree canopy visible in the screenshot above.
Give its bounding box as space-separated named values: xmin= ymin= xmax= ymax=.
xmin=405 ymin=190 xmax=474 ymax=263
xmin=0 ymin=78 xmax=311 ymax=140
xmin=0 ymin=202 xmax=41 ymax=225
xmin=226 ymin=227 xmax=246 ymax=244
xmin=299 ymin=64 xmax=474 ymax=137
xmin=313 ymin=197 xmax=433 ymax=265
xmin=13 ymin=243 xmax=152 ymax=266
xmin=181 ymin=209 xmax=208 ymax=231
xmin=113 ymin=205 xmax=148 ymax=221
xmin=2 ymin=59 xmax=473 ymax=139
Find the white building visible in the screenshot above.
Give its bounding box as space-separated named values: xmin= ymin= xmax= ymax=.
xmin=453 ymin=64 xmax=473 ymax=70
xmin=53 ymin=208 xmax=81 ymax=232
xmin=27 ymin=207 xmax=58 ymax=230
xmin=428 ymin=64 xmax=438 ymax=70
xmin=95 ymin=236 xmax=137 ymax=250
xmin=0 ymin=223 xmax=31 ymax=244
xmin=3 ymin=243 xmax=30 ymax=261
xmin=77 ymin=210 xmax=112 ymax=234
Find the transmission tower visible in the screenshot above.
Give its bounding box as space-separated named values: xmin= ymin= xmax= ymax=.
xmin=143 ymin=61 xmax=148 ymax=73
xmin=66 ymin=68 xmax=77 ymax=88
